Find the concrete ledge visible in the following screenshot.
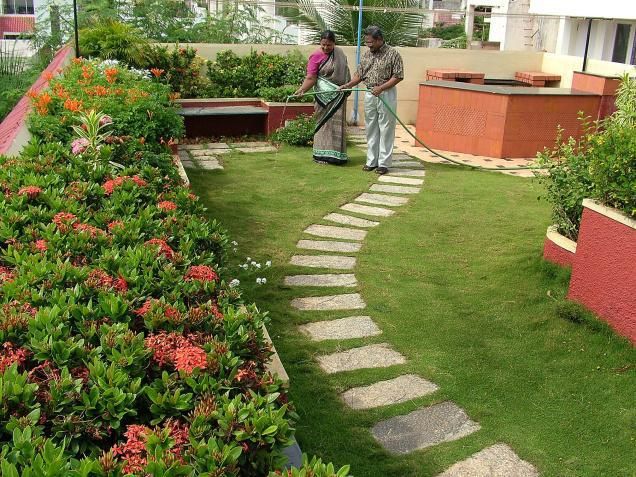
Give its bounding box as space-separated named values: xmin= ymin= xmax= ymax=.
xmin=582 ymin=199 xmax=636 ymax=230
xmin=546 ymin=225 xmax=577 ymax=253
xmin=262 ymin=325 xmax=289 ymax=383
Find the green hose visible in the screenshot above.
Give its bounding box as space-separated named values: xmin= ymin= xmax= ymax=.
xmin=287 ymin=88 xmax=539 ymax=172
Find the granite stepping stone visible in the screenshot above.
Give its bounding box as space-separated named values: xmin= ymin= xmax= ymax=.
xmin=324 ymin=213 xmax=379 ymax=228
xmin=436 ymin=443 xmax=539 ymax=477
xmin=290 ymin=255 xmax=356 ymax=270
xmin=341 ymin=203 xmax=395 ymax=217
xmin=341 ymin=374 xmax=439 ymax=410
xmin=388 ymin=168 xmax=426 ymax=177
xmin=378 ymin=176 xmax=424 ymax=186
xmin=284 ymin=273 xmax=357 ymax=287
xmin=232 ymin=141 xmax=270 ymax=147
xmin=190 ymin=150 xmax=220 ymax=157
xmin=296 ymin=239 xmax=362 ymax=253
xmin=372 ymin=401 xmax=481 ymax=454
xmin=355 ymin=193 xmax=409 ymax=207
xmin=390 ymin=161 xmax=424 ymax=169
xmin=197 ymin=160 xmax=223 ymax=170
xmin=178 ymin=151 xmax=190 ymax=162
xmin=370 ymin=184 xmax=421 ymax=195
xmin=318 ymin=343 xmax=405 ymax=373
xmin=299 ymin=316 xmax=381 ymax=341
xmin=181 ymin=144 xmax=205 ymax=150
xmin=291 ymin=293 xmax=366 ymax=311
xmin=205 ymin=143 xmax=229 ymax=149
xmin=304 ymin=224 xmax=367 ymax=241
xmin=234 ymin=146 xmax=277 ymax=153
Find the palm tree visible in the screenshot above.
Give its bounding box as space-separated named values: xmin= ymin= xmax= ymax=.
xmin=289 ymin=0 xmax=426 ymax=46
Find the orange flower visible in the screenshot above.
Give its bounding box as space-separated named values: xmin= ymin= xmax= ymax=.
xmin=32 ymin=92 xmax=52 ymax=115
xmin=43 ymin=71 xmax=54 ymax=81
xmin=104 ymin=67 xmax=118 ymax=84
xmin=81 ymin=65 xmax=94 ymax=80
xmin=53 ymin=83 xmax=69 ymax=99
xmin=150 ymin=68 xmax=164 ymax=78
xmin=63 ymin=98 xmax=83 ymax=112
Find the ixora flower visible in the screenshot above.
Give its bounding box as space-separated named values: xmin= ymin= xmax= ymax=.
xmin=157 ymin=200 xmax=177 ymax=211
xmin=17 ymin=186 xmax=42 ymax=199
xmin=0 ymin=342 xmax=30 ymax=372
xmin=52 ymin=212 xmax=77 ymax=233
xmin=0 ymin=266 xmax=15 ymax=283
xmin=34 ymin=239 xmax=47 ymax=252
xmin=144 ymin=238 xmax=175 ymax=260
xmin=71 ymin=137 xmax=90 ymax=155
xmin=174 ymin=345 xmax=207 ymax=374
xmin=99 ymin=114 xmax=113 ymax=126
xmin=102 ymin=175 xmax=147 ymax=195
xmin=184 ymin=265 xmax=218 ymax=282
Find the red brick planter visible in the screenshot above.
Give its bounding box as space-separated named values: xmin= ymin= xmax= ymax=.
xmin=567 ymin=200 xmax=636 ymax=344
xmin=543 ymin=225 xmax=576 ymax=267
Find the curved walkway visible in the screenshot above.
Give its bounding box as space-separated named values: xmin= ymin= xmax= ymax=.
xmin=285 ymin=131 xmax=539 ymax=476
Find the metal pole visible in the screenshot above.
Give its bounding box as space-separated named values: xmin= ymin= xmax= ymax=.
xmin=352 ymin=0 xmax=363 ymax=125
xmin=73 ymin=0 xmax=80 ymax=58
xmin=582 ymin=18 xmax=592 ymax=72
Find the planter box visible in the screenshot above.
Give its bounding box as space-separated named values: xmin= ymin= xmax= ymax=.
xmin=543 ymin=225 xmax=577 ymax=267
xmin=177 ymin=98 xmax=314 ymax=138
xmin=568 ymin=199 xmax=636 ymax=344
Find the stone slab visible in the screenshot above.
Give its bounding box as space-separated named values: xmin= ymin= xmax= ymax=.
xmin=341 ymin=374 xmax=438 ymax=410
xmin=297 ymin=240 xmax=362 ymax=253
xmin=304 ymin=224 xmax=367 ymax=241
xmin=437 ymin=444 xmax=539 ymax=477
xmin=318 ymin=343 xmax=405 ymax=373
xmin=181 ymin=144 xmax=205 ymax=150
xmin=390 ymin=161 xmax=424 ymax=168
xmin=299 ymin=316 xmax=381 ymax=341
xmin=372 ymin=402 xmax=481 ymax=454
xmin=388 ymin=168 xmax=426 ymax=177
xmin=341 ymin=203 xmax=395 ymax=217
xmin=324 ymin=213 xmax=379 ymax=228
xmin=370 ymin=184 xmax=421 ymax=195
xmin=291 ymin=293 xmax=366 ymax=311
xmin=355 ymin=193 xmax=409 ymax=207
xmin=198 ymin=160 xmax=223 ymax=170
xmin=205 ymin=143 xmax=229 ymax=149
xmin=290 ymin=255 xmax=356 ymax=270
xmin=234 ymin=146 xmax=278 ymax=153
xmin=284 ymin=273 xmax=357 ymax=287
xmin=178 ymin=151 xmax=190 ymax=162
xmin=378 ymin=176 xmax=424 ymax=186
xmin=232 ymin=141 xmax=270 ymax=147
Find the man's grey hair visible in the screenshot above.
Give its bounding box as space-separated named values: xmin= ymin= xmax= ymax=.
xmin=364 ymin=25 xmax=384 ymax=40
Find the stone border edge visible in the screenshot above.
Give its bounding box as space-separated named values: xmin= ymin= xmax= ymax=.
xmin=546 ymin=225 xmax=577 ymax=253
xmin=583 ymin=199 xmax=636 ymax=230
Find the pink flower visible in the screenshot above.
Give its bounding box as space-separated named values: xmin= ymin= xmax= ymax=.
xmin=18 ymin=186 xmax=42 ymax=199
xmin=34 ymin=239 xmax=47 ymax=251
xmin=174 ymin=346 xmax=207 ymax=374
xmin=71 ymin=137 xmax=90 ymax=155
xmin=99 ymin=115 xmax=113 ymax=126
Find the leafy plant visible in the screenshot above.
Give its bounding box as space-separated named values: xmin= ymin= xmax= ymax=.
xmin=271 ymin=115 xmax=316 ymax=147
xmin=78 ymin=20 xmax=150 ymax=67
xmin=146 ymin=45 xmax=209 ymax=99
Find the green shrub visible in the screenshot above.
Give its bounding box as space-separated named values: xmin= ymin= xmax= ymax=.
xmin=259 ymin=85 xmax=313 ymax=103
xmin=146 ymin=45 xmax=209 ymax=99
xmin=207 ymin=49 xmax=306 ymax=99
xmin=78 ymin=20 xmax=150 ymax=67
xmin=271 ymin=115 xmax=315 ymax=147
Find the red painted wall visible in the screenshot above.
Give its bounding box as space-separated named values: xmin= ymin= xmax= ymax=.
xmin=0 ymin=15 xmax=34 ymax=36
xmin=543 ymin=237 xmax=575 ymax=267
xmin=568 ymin=205 xmax=636 ymax=344
xmin=571 ymin=72 xmax=620 ymax=120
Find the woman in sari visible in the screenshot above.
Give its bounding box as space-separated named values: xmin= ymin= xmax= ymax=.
xmin=294 ymin=30 xmax=351 ymax=165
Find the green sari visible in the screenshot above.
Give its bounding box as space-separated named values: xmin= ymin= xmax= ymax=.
xmin=312 ymin=47 xmax=351 ymax=165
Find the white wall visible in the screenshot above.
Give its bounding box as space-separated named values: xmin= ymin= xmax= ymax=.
xmin=530 ymin=0 xmax=636 ymax=20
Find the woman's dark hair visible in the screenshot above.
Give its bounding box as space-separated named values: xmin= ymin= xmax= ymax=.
xmin=320 ymin=30 xmax=337 ymax=42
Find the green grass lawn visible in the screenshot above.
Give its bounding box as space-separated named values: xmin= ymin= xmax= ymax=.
xmin=188 ymin=144 xmax=636 ymax=477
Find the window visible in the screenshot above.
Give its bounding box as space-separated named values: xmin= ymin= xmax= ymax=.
xmin=612 ymin=23 xmax=631 ymax=63
xmin=1 ymin=0 xmax=34 ymax=15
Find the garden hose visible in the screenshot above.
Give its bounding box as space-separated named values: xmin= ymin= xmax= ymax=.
xmin=286 ymin=88 xmax=539 ymax=172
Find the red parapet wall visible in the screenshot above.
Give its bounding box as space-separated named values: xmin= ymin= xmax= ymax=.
xmin=568 ymin=200 xmax=636 ymax=344
xmin=0 ymin=45 xmax=72 ymax=155
xmin=264 ymin=102 xmax=315 ymax=134
xmin=543 ymin=226 xmax=576 ymax=267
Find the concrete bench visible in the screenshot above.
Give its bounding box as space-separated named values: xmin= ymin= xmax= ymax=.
xmin=514 ymin=71 xmax=561 ymax=87
xmin=178 ymin=105 xmax=268 ymax=117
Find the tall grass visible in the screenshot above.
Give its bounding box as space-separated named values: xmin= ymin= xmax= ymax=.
xmin=0 ymin=40 xmax=41 ymax=121
xmin=0 ymin=40 xmax=27 ymax=75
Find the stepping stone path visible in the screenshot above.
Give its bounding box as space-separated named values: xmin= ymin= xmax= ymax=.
xmin=290 ymin=254 xmax=356 ymax=270
xmin=281 ymin=131 xmax=537 ymax=473
xmin=341 ymin=374 xmax=438 ymax=410
xmin=324 ymin=213 xmax=379 ymax=228
xmin=176 ymin=141 xmax=278 ymax=170
xmin=299 ymin=316 xmax=380 ymax=341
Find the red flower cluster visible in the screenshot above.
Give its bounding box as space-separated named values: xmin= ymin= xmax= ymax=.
xmin=86 ymin=269 xmax=128 ymax=293
xmin=102 ymin=175 xmax=147 ymax=196
xmin=0 ymin=342 xmax=30 ymax=372
xmin=17 ymin=186 xmax=42 ymax=199
xmin=34 ymin=239 xmax=47 ymax=252
xmin=135 ymin=299 xmax=180 ymax=323
xmin=173 ymin=346 xmax=208 ymax=374
xmin=107 ymin=220 xmax=124 ymax=231
xmin=184 ymin=265 xmax=218 ymax=283
xmin=73 ymin=222 xmax=105 ymax=238
xmin=0 ymin=266 xmax=15 ymax=283
xmin=112 ymin=420 xmax=189 ymax=474
xmin=52 ymin=212 xmax=78 ymax=233
xmin=145 ymin=332 xmax=194 ymax=368
xmin=157 ymin=200 xmax=177 ymax=211
xmin=144 ymin=238 xmax=175 ymax=260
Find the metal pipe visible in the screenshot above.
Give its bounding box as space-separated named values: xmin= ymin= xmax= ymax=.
xmin=73 ymin=0 xmax=80 ymax=58
xmin=582 ymin=17 xmax=592 ymax=72
xmin=352 ymin=0 xmax=363 ymax=125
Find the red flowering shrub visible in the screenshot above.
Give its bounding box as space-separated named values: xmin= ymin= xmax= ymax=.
xmin=184 ymin=264 xmax=219 ymax=282
xmin=17 ymin=185 xmax=42 ymax=199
